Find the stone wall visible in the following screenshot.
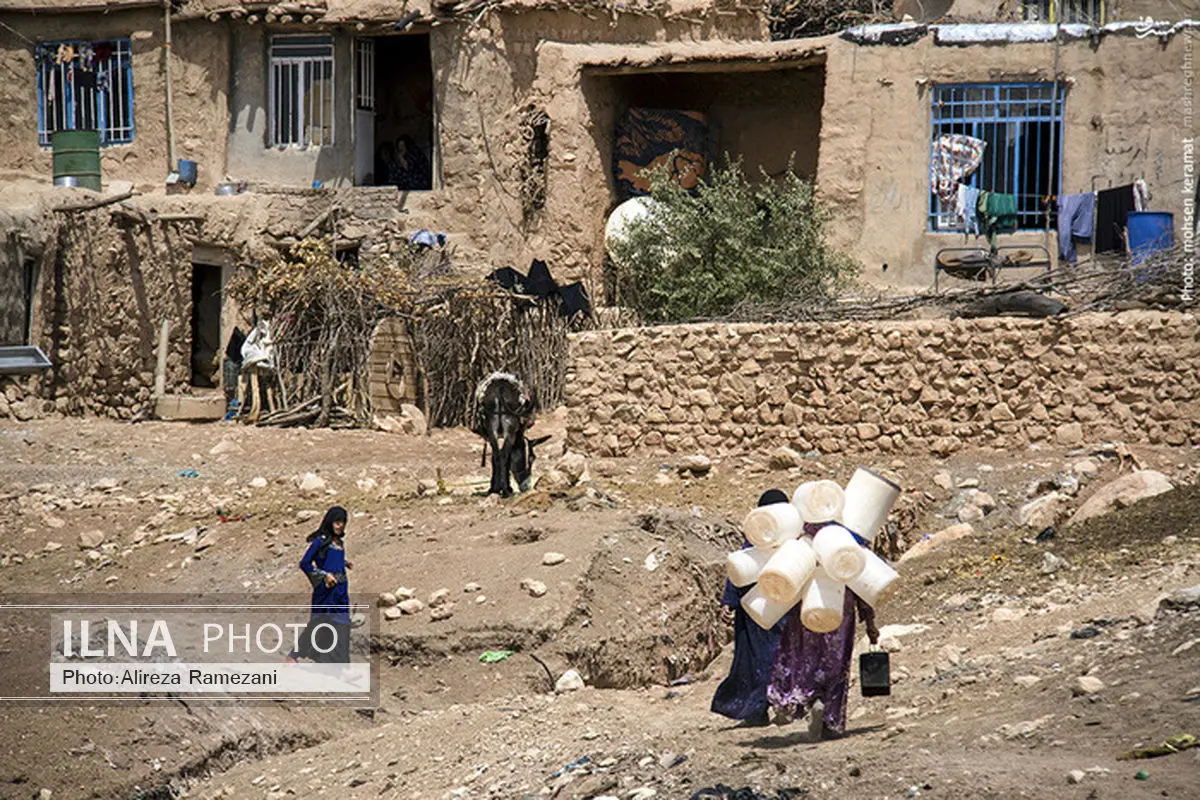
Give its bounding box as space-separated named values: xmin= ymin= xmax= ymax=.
xmin=565 ymin=312 xmax=1200 ymax=457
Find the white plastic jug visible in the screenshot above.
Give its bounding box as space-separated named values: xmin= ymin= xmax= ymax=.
xmin=741 ymin=583 xmax=795 ymax=630
xmin=792 ymin=480 xmax=845 ymax=525
xmin=811 ymin=524 xmax=867 ymax=582
xmin=840 ymin=467 xmax=902 ymax=542
xmin=800 ymin=567 xmax=846 ymax=634
xmin=726 ymin=546 xmax=773 ymax=588
xmin=846 ymin=548 xmax=900 ymax=608
xmin=742 ymin=502 xmax=802 ymax=550
xmin=756 ymin=537 xmax=818 ymax=604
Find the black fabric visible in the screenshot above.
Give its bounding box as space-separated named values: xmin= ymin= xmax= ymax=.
xmin=758 ymin=489 xmax=789 ymax=507
xmin=296 ymin=618 xmax=351 ymax=664
xmin=556 ymin=282 xmax=591 ymax=318
xmin=524 ymin=259 xmax=557 ymax=299
xmin=306 ymin=506 xmax=347 ymax=543
xmin=487 ymin=267 xmax=526 ymax=291
xmin=224 ymin=327 xmax=246 ymax=363
xmin=1095 ymin=184 xmax=1137 ymax=254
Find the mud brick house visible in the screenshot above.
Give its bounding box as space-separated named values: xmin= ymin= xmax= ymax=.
xmin=0 ymin=0 xmax=1196 ymax=420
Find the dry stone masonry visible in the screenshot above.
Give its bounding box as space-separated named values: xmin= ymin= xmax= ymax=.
xmin=565 ymin=312 xmax=1200 ymax=457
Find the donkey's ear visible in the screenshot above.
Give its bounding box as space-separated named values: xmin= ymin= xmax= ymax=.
xmin=528 ymin=435 xmax=552 ymax=448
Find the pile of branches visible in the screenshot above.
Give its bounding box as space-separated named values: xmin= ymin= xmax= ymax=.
xmin=226 ymin=238 xmax=418 ymax=427
xmin=767 ymin=0 xmax=891 ymax=39
xmin=722 ymin=247 xmax=1195 ymax=323
xmin=411 ymin=284 xmax=574 ymax=429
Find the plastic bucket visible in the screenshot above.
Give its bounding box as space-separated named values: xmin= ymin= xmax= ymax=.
xmin=840 ymin=467 xmax=901 ymax=543
xmin=793 ymin=480 xmax=845 ymax=525
xmin=757 ymin=537 xmax=818 ymax=604
xmin=51 ymin=129 xmax=102 ymax=191
xmin=742 ymin=502 xmax=801 ymax=550
xmin=1127 ymin=211 xmax=1174 ymax=267
xmin=177 ymin=159 xmax=198 ymax=186
xmin=811 ymin=524 xmax=867 ymax=582
xmin=726 ymin=546 xmax=772 ymax=588
xmin=800 ymin=567 xmax=845 ymax=634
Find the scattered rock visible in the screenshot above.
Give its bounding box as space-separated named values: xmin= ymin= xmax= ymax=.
xmin=378 ymin=592 xmax=398 ymax=608
xmin=398 ymin=599 xmax=425 ymax=615
xmin=1073 ymin=675 xmax=1105 ymax=695
xmin=1072 ymin=459 xmax=1100 ymax=478
xmin=542 ymin=552 xmax=567 ymax=566
xmin=933 ymin=472 xmax=954 ymax=491
xmin=1019 ymin=493 xmax=1070 ymax=529
xmin=1067 ymin=770 xmax=1086 ymax=785
xmin=296 ymin=473 xmax=327 ymax=494
xmin=394 ymin=586 xmax=416 ymax=601
xmin=399 ymin=404 xmax=427 ymax=437
xmin=957 ymin=478 xmax=980 ymax=489
xmin=991 ymin=608 xmax=1021 ymax=623
xmin=556 ymin=453 xmax=588 ymax=485
xmin=1041 ymin=552 xmax=1070 ymax=574
xmin=1171 ymin=638 xmax=1199 ymax=656
xmin=675 ymin=455 xmax=712 ymax=476
xmin=957 ymin=504 xmax=985 ymax=523
xmin=1014 ymin=675 xmax=1042 ymax=688
xmin=249 ymin=477 xmax=268 ymax=489
xmin=475 ymin=595 xmax=487 ymax=604
xmin=1068 ymin=470 xmax=1174 ymax=526
xmin=356 ymin=478 xmax=377 ymax=492
xmin=44 ymin=541 xmax=63 ymax=552
xmin=554 ymin=669 xmax=585 ymax=693
xmin=537 ymin=470 xmax=573 ymax=492
xmin=78 ymin=530 xmax=105 ymax=550
xmin=1055 ymin=422 xmax=1085 ymax=447
xmin=417 ymin=478 xmax=439 ymax=496
xmin=92 ymin=477 xmax=120 ymax=491
xmin=898 ymin=523 xmax=973 ymax=562
xmin=768 ymin=446 xmax=803 ymax=470
xmin=45 ymin=516 xmax=65 ymax=529
xmin=430 ymin=604 xmax=454 ymax=622
xmin=383 ymin=606 xmax=402 ymax=621
xmin=463 ymin=582 xmax=482 ymax=593
xmin=521 ymin=578 xmax=547 ymax=598
xmin=296 ymin=510 xmax=319 ymax=522
xmin=428 ymin=588 xmax=451 ymax=606
xmin=209 ymin=439 xmax=243 ymax=456
xmin=1159 ymin=585 xmax=1200 ymax=613
xmin=935 ymin=644 xmax=962 ymax=673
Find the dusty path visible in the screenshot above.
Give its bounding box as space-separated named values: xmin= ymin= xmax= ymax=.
xmin=0 ymin=417 xmax=1197 ymax=799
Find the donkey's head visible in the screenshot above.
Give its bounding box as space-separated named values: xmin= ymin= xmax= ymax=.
xmin=511 ymin=433 xmax=552 ymax=493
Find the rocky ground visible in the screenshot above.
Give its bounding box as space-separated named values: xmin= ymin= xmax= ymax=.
xmin=0 ymin=414 xmax=1197 ymax=800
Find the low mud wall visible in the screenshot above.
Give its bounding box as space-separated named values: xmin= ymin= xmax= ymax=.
xmin=565 ymin=311 xmax=1200 ymax=457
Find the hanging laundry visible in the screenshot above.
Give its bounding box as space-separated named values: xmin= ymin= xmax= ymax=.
xmin=54 ymin=44 xmax=75 ymax=65
xmin=1056 ymin=192 xmax=1095 ymax=263
xmin=94 ymin=41 xmax=114 ymax=63
xmin=930 ymin=134 xmax=986 ymax=206
xmin=955 ymin=183 xmax=982 ymax=236
xmin=1095 ymin=184 xmax=1137 ymax=253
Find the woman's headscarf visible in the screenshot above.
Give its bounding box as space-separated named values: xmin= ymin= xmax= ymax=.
xmin=306 ymin=506 xmax=348 ymax=542
xmin=757 ymin=489 xmax=789 ymax=507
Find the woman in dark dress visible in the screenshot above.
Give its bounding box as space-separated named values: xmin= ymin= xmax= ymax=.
xmin=710 ymin=489 xmax=793 ymax=727
xmin=288 ymin=506 xmax=352 ymax=664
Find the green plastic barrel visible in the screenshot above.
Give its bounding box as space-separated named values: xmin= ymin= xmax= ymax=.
xmin=51 ymin=130 xmax=102 ymax=191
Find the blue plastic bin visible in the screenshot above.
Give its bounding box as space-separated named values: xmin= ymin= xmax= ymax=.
xmin=177 ymin=159 xmax=198 ymax=186
xmin=1127 ymin=211 xmax=1174 ymax=266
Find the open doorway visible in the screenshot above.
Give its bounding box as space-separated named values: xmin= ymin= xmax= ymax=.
xmin=355 ymin=34 xmax=435 ymax=189
xmin=190 ymin=263 xmax=222 ymax=388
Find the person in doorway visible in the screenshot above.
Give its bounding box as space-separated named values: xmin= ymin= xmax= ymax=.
xmin=287 ymin=506 xmax=353 ymax=664
xmin=710 ymin=489 xmax=794 ymax=727
xmin=766 ymin=542 xmax=880 ymax=739
xmin=393 ymin=135 xmax=431 ymax=190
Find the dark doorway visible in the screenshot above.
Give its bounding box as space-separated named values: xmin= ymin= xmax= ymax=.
xmin=190 ymin=264 xmax=222 ymax=388
xmin=360 ymin=34 xmax=435 ymax=189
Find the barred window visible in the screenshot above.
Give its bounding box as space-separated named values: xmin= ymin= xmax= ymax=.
xmin=1022 ymin=0 xmax=1104 ymax=25
xmin=269 ymin=35 xmax=335 ymax=147
xmin=929 ymin=83 xmax=1064 ymax=231
xmin=36 ymin=39 xmax=134 ymax=147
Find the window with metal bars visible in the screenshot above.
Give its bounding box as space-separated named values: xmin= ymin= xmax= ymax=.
xmin=269 ymin=35 xmax=335 ymax=147
xmin=929 ymin=83 xmax=1064 ymax=232
xmin=36 ymin=39 xmax=134 ymax=147
xmin=1021 ymin=0 xmax=1105 ymax=24
xmin=354 ymin=38 xmax=374 ymax=112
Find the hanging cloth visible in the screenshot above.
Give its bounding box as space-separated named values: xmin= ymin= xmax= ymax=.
xmin=1056 ymin=192 xmax=1095 ymax=263
xmin=955 ymin=183 xmax=982 ymax=236
xmin=1095 ymin=184 xmax=1137 ymax=253
xmin=930 ymin=135 xmax=987 ymax=206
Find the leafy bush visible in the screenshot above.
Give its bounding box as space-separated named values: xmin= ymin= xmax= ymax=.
xmin=609 ymin=157 xmax=859 ymax=323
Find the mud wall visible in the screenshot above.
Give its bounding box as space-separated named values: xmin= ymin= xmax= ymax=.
xmin=564 ymin=312 xmax=1200 ymax=457
xmin=818 ymin=31 xmax=1194 ymax=288
xmin=0 ymin=11 xmax=230 ymax=191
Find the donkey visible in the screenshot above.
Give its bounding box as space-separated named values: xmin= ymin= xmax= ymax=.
xmin=472 ymin=372 xmax=550 ymax=497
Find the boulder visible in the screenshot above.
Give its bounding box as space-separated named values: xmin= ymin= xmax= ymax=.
xmin=78 ymin=530 xmax=105 ymax=550
xmin=383 ymin=606 xmax=402 ymax=620
xmin=675 ymin=455 xmax=712 ymax=476
xmin=768 ymin=446 xmax=803 ymax=470
xmin=399 ymin=404 xmax=427 ymax=437
xmin=521 ymin=578 xmax=548 ymax=598
xmin=398 ymin=599 xmax=425 ymax=615
xmin=898 ymin=523 xmax=973 ymax=563
xmin=1019 ymin=493 xmax=1070 ymax=529
xmin=542 ymin=552 xmax=567 ymax=566
xmin=554 ymin=669 xmax=585 ymax=693
xmin=378 ymin=592 xmax=398 ymax=608
xmin=209 ymin=439 xmax=243 ymax=456
xmin=1073 ymin=675 xmax=1104 ymax=695
xmin=556 ymin=452 xmax=588 ymax=485
xmin=296 ymin=473 xmax=327 ymax=494
xmin=1068 ymin=470 xmax=1174 ymax=526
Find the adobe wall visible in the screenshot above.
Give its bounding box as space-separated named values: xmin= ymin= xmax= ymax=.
xmin=0 ymin=11 xmax=230 ymax=191
xmin=564 ymin=312 xmax=1200 ymax=457
xmin=818 ymin=31 xmax=1195 ymax=289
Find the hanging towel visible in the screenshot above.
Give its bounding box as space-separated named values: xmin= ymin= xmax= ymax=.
xmin=1095 ymin=184 xmax=1137 ymax=253
xmin=930 ymin=135 xmax=987 ymax=206
xmin=1133 ymin=179 xmax=1150 ymax=212
xmin=1056 ymin=192 xmax=1095 ymax=263
xmin=955 ymin=183 xmax=982 ymax=236
xmin=980 ymin=192 xmax=1018 ymax=250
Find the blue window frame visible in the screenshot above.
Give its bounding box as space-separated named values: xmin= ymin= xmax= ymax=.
xmin=1022 ymin=1 xmax=1104 ymax=25
xmin=35 ymin=38 xmax=134 ymax=147
xmin=929 ymin=82 xmax=1064 ymax=232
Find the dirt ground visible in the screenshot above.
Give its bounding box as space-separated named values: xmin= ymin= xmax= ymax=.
xmin=0 ymin=413 xmax=1197 ymax=800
